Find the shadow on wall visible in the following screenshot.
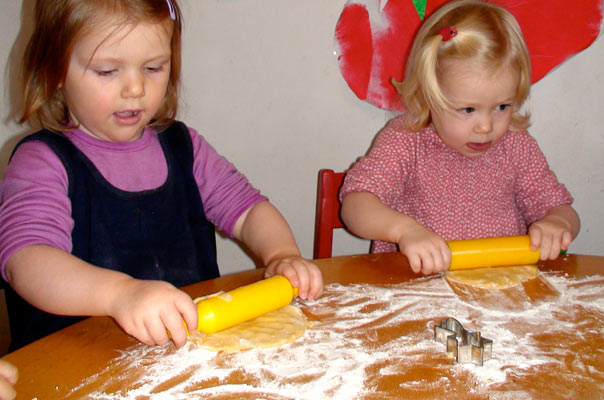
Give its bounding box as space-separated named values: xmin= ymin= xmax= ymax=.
xmin=1 ymin=0 xmax=37 ymax=179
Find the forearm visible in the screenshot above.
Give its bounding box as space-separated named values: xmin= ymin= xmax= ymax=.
xmin=5 ymin=245 xmax=132 ymax=317
xmin=340 ymin=192 xmax=420 ymax=244
xmin=233 ymin=201 xmax=301 ymax=266
xmin=341 ymin=191 xmax=450 ymax=274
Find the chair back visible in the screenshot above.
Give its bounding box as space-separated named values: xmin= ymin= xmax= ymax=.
xmin=313 ymin=169 xmax=346 ymax=259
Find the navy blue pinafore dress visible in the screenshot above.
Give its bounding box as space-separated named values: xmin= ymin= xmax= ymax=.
xmin=5 ymin=121 xmax=219 ymax=351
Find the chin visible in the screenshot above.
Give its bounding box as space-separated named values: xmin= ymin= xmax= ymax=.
xmin=461 ymin=151 xmax=485 ymax=159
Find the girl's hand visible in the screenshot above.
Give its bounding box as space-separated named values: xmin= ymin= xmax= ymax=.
xmin=264 ymin=256 xmax=323 ymax=301
xmin=529 ymin=216 xmax=573 ymax=260
xmin=397 ymin=226 xmax=451 ymax=275
xmin=107 ymin=278 xmax=197 ymax=348
xmin=0 ymin=360 xmax=18 ymax=400
xmin=528 ymin=204 xmax=580 ymax=260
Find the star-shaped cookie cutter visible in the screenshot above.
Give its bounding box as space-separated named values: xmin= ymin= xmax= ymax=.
xmin=434 ymin=317 xmax=492 ymax=366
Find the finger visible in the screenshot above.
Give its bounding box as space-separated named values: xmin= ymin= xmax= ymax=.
xmin=406 ymin=253 xmax=422 ymax=274
xmin=528 ymin=227 xmax=542 ymax=252
xmin=290 ymin=260 xmax=311 ymax=299
xmin=276 ymin=261 xmax=301 ymax=289
xmin=539 ymin=235 xmax=553 ymax=261
xmin=145 ymin=316 xmax=171 ymax=346
xmin=276 ymin=265 xmax=303 ymax=297
xmin=0 ymin=379 xmax=16 ymax=400
xmin=548 ymin=234 xmax=562 ymax=260
xmin=174 ymin=293 xmax=198 ymax=335
xmin=0 ymin=362 xmax=18 ymax=385
xmin=561 ymin=231 xmax=572 ymax=251
xmin=431 ymin=245 xmax=447 ymax=274
xmin=132 ymin=323 xmax=155 ymax=346
xmin=420 ymin=251 xmax=436 ymax=276
xmin=162 ymin=310 xmax=188 ymax=348
xmin=441 ymin=243 xmax=452 ymax=272
xmin=119 ymin=317 xmax=154 ymax=346
xmin=306 ymin=264 xmax=324 ymax=300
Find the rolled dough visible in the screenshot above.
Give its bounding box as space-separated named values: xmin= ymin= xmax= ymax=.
xmin=188 ymin=299 xmax=310 ymax=352
xmin=445 ymin=265 xmax=539 ymax=290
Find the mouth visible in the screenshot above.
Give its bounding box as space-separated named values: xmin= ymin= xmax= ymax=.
xmin=113 ymin=110 xmax=142 ymax=125
xmin=115 ymin=110 xmax=140 ymax=118
xmin=466 ymin=141 xmax=492 ymax=151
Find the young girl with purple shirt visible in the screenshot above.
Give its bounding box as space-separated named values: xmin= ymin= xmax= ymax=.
xmin=0 ymin=0 xmax=323 ymax=351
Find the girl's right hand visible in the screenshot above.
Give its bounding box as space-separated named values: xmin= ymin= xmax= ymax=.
xmin=397 ymin=226 xmax=451 ymax=275
xmin=108 ymin=278 xmax=197 ymax=348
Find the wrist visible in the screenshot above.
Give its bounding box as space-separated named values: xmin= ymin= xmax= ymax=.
xmin=389 ymin=215 xmax=422 ymax=245
xmin=101 ymin=272 xmax=137 ymax=317
xmin=265 ymin=249 xmax=301 ymax=267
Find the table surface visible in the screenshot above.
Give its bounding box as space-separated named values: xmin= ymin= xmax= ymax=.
xmin=4 ymin=253 xmax=604 ymax=399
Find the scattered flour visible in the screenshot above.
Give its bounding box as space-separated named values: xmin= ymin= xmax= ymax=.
xmin=67 ymin=272 xmax=604 ymax=399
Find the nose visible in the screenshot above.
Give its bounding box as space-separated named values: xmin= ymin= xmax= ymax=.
xmin=474 ymin=113 xmax=492 ymax=134
xmin=121 ymin=70 xmax=145 ymax=98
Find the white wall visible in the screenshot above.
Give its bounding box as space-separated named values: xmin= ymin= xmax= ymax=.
xmin=1 ymin=1 xmax=602 ymax=276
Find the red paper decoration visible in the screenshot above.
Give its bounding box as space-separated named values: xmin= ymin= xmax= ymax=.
xmin=335 ymin=0 xmax=603 ymax=110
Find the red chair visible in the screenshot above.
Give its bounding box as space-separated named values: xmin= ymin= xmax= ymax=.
xmin=313 ymin=169 xmax=346 ymax=259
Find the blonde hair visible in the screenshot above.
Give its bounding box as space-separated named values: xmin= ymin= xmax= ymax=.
xmin=20 ymin=0 xmax=183 ymax=132
xmin=398 ymin=0 xmax=531 ymax=130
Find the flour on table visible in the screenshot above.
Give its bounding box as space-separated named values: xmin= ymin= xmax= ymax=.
xmin=68 ymin=272 xmax=604 ymax=399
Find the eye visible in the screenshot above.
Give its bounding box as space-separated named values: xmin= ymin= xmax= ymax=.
xmin=95 ymin=69 xmax=116 ymax=77
xmin=497 ymin=104 xmax=512 ymax=111
xmin=145 ymin=65 xmax=165 ymax=73
xmin=459 ymin=107 xmax=475 ymax=114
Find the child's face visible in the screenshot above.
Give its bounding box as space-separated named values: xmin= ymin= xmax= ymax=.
xmin=430 ymin=60 xmax=519 ymax=158
xmin=61 ymin=20 xmax=172 ymax=142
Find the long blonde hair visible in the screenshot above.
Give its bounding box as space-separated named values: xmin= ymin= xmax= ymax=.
xmin=398 ymin=0 xmax=531 ymax=130
xmin=20 ymin=0 xmax=183 ymax=132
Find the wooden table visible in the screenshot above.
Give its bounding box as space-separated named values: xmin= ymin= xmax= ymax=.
xmin=4 ymin=253 xmax=604 ymax=399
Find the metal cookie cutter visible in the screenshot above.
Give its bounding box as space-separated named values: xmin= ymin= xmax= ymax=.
xmin=434 ymin=317 xmax=492 ymax=366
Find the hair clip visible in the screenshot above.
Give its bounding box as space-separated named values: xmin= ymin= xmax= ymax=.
xmin=166 ymin=0 xmax=176 ymax=20
xmin=438 ymin=26 xmax=457 ymax=42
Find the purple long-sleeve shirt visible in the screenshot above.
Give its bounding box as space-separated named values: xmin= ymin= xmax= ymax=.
xmin=0 ymin=125 xmax=266 ymax=280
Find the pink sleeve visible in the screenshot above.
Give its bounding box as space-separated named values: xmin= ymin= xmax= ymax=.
xmin=0 ymin=141 xmax=73 ymax=280
xmin=189 ymin=129 xmax=267 ymax=237
xmin=340 ymin=122 xmax=413 ymax=206
xmin=511 ymin=133 xmax=573 ymax=225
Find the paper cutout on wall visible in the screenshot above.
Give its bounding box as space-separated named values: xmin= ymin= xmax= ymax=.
xmin=412 ymin=0 xmax=427 ymax=20
xmin=335 ymin=0 xmax=604 ymax=111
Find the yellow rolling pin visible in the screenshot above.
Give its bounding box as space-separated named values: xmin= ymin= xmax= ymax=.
xmin=195 ymin=275 xmax=299 ymax=334
xmin=448 ymin=235 xmax=540 ymax=271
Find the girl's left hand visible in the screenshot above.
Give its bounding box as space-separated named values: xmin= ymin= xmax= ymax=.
xmin=529 ymin=215 xmax=573 ymax=260
xmin=264 ymin=256 xmax=323 ymax=301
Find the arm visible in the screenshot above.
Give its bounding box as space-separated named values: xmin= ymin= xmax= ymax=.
xmin=232 ymin=201 xmax=323 ymax=300
xmin=528 ymin=204 xmax=580 ymax=260
xmin=188 ymin=129 xmax=322 ymax=299
xmin=512 ymin=134 xmax=579 ymax=259
xmin=1 ymin=141 xmax=195 ymax=348
xmin=341 ymin=192 xmax=450 ymax=275
xmin=5 ymin=245 xmax=197 ymax=348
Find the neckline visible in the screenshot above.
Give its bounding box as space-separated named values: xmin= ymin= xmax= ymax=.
xmin=65 ymin=126 xmax=154 ymax=153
